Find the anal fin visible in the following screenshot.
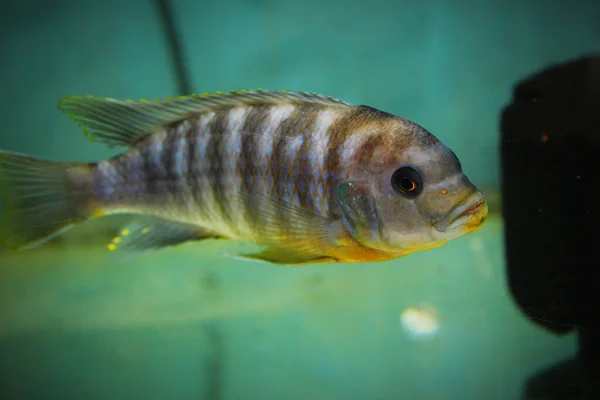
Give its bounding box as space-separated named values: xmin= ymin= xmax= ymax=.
xmin=106 ymin=216 xmax=218 ymax=259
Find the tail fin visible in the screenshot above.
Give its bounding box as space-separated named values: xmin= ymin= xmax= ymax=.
xmin=0 ymin=150 xmax=95 ymax=250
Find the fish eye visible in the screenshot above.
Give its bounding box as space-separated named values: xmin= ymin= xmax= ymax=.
xmin=391 ymin=166 xmax=423 ymax=198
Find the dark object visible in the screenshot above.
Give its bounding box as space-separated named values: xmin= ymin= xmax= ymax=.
xmin=501 ymin=55 xmax=600 ymax=399
xmin=155 ymin=0 xmax=193 ymax=95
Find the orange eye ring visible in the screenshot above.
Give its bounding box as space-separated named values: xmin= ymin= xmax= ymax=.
xmin=399 ymin=177 xmax=417 ymax=192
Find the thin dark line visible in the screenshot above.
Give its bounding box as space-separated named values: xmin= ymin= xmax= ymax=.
xmin=202 ymin=272 xmax=224 ymax=400
xmin=155 ymin=0 xmax=193 ymax=95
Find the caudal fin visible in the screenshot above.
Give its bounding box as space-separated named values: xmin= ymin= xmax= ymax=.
xmin=0 ymin=150 xmax=95 ymax=250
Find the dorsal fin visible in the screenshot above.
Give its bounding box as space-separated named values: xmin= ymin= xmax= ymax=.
xmin=57 ymin=89 xmax=352 ymax=148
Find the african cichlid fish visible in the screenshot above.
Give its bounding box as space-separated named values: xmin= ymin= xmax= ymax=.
xmin=0 ymin=90 xmax=488 ymax=265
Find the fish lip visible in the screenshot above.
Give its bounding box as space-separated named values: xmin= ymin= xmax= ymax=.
xmin=433 ymin=191 xmax=487 ymax=232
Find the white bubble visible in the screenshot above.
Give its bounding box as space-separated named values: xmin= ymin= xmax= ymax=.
xmin=400 ymin=307 xmax=440 ymax=339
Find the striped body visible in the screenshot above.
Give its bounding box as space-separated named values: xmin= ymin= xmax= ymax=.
xmin=92 ymin=103 xmax=358 ymax=241
xmin=0 ymin=90 xmax=487 ymax=264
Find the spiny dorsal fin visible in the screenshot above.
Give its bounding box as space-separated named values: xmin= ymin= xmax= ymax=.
xmin=58 ymin=89 xmax=352 ymax=148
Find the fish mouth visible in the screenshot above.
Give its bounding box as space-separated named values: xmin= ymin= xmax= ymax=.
xmin=433 ymin=191 xmax=488 ymax=232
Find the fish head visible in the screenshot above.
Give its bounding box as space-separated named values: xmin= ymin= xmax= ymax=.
xmin=336 ymin=126 xmax=488 ymax=257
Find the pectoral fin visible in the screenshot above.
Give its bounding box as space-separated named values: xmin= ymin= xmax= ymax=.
xmin=336 ymin=182 xmax=382 ymax=246
xmin=232 ymin=191 xmax=344 ymax=265
xmin=230 ymin=248 xmax=337 ymax=266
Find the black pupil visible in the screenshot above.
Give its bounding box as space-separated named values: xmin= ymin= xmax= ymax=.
xmin=399 ymin=177 xmax=415 ymax=191
xmin=392 ymin=167 xmax=422 ymax=197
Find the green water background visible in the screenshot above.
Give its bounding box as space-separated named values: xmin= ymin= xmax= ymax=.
xmin=1 ymin=1 xmax=599 ymax=399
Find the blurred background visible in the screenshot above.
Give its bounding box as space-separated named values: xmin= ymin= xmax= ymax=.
xmin=0 ymin=0 xmax=599 ymax=399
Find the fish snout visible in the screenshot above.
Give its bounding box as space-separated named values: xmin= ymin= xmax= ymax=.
xmin=433 ymin=190 xmax=487 ymax=232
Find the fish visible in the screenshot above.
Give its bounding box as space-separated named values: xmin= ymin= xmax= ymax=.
xmin=0 ymin=90 xmax=488 ymax=265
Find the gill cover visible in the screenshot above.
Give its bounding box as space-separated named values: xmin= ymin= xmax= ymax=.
xmin=336 ymin=182 xmax=382 ymax=247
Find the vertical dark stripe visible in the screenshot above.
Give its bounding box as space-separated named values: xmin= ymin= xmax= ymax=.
xmin=280 ymin=106 xmax=317 ymax=213
xmin=270 ymin=134 xmax=287 ymax=205
xmin=238 ymin=106 xmax=268 ymax=230
xmin=125 ymin=153 xmax=142 ymax=205
xmin=265 ymin=105 xmax=317 ymax=236
xmin=270 ymin=106 xmax=303 ymax=211
xmin=161 ymin=130 xmax=178 ymax=201
xmin=186 ymin=126 xmax=201 ymax=218
xmin=272 ymin=105 xmax=310 ymax=138
xmin=270 ymin=134 xmax=288 ymax=236
xmin=207 ymin=111 xmax=229 ymax=225
xmin=141 ymin=141 xmax=159 ymax=205
xmin=92 ymin=161 xmax=111 ymax=207
xmin=269 ymin=107 xmax=298 ymax=233
xmin=296 ymin=132 xmax=314 ymax=212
